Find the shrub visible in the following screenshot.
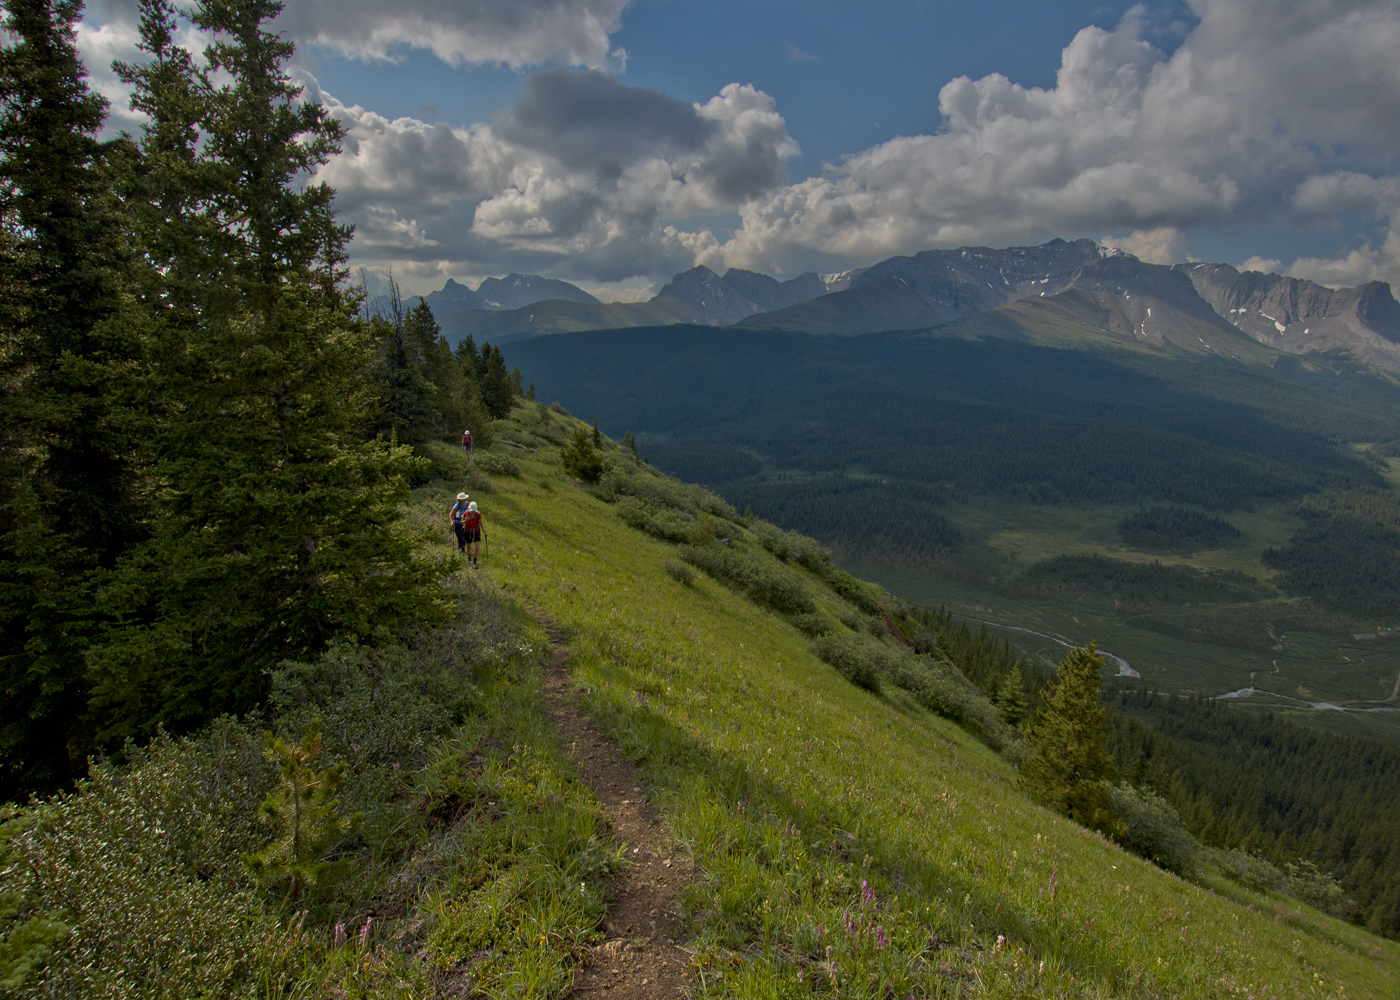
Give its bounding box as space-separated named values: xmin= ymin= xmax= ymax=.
xmin=615 ymin=496 xmax=695 ymax=543
xmin=550 ymin=401 xmax=570 ymax=416
xmin=475 ymin=451 xmax=521 ymax=476
xmin=664 ymin=560 xmax=696 ymax=585
xmin=810 ymin=633 xmax=888 ymax=693
xmin=754 ymin=521 xmax=831 ymax=571
xmin=595 ymin=466 xmax=743 ymax=526
xmin=809 ymin=633 xmax=1024 ymax=751
xmin=691 ymin=512 xmax=717 ymax=546
xmin=789 ymin=613 xmax=832 ymax=637
xmin=1108 ymin=783 xmax=1201 ymax=876
xmin=680 ymin=545 xmax=815 ymax=614
xmin=1282 ymin=861 xmax=1360 ymax=920
xmin=829 ymin=568 xmax=881 ymax=613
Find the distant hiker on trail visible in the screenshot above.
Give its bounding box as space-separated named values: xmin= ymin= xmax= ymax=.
xmin=450 ymin=492 xmax=471 ymax=555
xmin=461 ymin=429 xmax=473 ymax=459
xmin=462 ymin=501 xmax=484 ymax=568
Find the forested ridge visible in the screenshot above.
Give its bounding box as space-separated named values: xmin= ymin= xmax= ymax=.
xmin=0 ymin=0 xmax=523 ymax=799
xmin=1109 ymin=690 xmax=1400 ymax=937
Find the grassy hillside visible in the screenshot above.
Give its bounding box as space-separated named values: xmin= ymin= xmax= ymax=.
xmin=7 ymin=410 xmax=1399 ymax=996
xmin=439 ymin=410 xmax=1400 ymax=997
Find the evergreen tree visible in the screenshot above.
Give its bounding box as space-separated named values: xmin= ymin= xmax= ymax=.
xmin=0 ymin=0 xmax=144 ymax=794
xmin=1021 ymin=642 xmax=1117 ymax=832
xmin=561 ymin=426 xmax=609 ymax=483
xmin=997 ymin=669 xmax=1028 ymax=727
xmin=242 ymin=720 xmax=359 ymax=901
xmin=366 ymin=280 xmax=436 ymax=445
xmin=87 ymin=0 xmax=446 ymax=744
xmin=479 ymin=344 xmax=515 ymax=419
xmin=406 ymin=300 xmax=489 ymax=445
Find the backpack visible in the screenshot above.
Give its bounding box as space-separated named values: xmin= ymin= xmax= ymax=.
xmin=451 ymin=502 xmax=468 ymax=525
xmin=462 ymin=510 xmax=482 ymax=532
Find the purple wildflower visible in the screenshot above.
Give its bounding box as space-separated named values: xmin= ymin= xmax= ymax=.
xmin=333 ymin=922 xmax=346 ymax=949
xmin=876 ymin=925 xmax=888 ymax=949
xmin=358 ymin=916 xmax=373 ymax=949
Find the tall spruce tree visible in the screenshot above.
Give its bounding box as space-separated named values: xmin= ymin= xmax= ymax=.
xmin=478 ymin=343 xmax=515 ymax=419
xmin=87 ymin=0 xmax=446 ymax=744
xmin=1020 ymin=642 xmax=1117 ymax=832
xmin=366 ymin=280 xmax=436 ymax=445
xmin=0 ymin=0 xmax=143 ymax=795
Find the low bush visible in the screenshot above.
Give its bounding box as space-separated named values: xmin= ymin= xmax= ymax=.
xmin=753 ymin=521 xmax=832 ymax=572
xmin=664 ymin=560 xmax=696 ymax=585
xmin=596 ymin=466 xmax=743 ymax=526
xmin=680 ymin=545 xmax=816 ymax=615
xmin=828 ymin=568 xmax=881 ymax=613
xmin=616 ymin=496 xmax=695 ymax=543
xmin=808 ymin=633 xmax=1024 ymax=752
xmin=475 ymin=451 xmax=521 ymax=476
xmin=1206 ymin=850 xmax=1359 ymax=920
xmin=810 ymin=633 xmax=889 ymax=692
xmin=789 ymin=612 xmax=832 ymax=637
xmin=1108 ymin=783 xmax=1201 ymax=877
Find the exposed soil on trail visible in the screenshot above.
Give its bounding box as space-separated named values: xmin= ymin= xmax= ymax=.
xmin=536 ymin=614 xmax=696 ymax=999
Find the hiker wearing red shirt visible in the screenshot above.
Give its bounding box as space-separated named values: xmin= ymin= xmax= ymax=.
xmin=461 ymin=429 xmax=473 ymax=460
xmin=460 ymin=501 xmax=483 ymax=567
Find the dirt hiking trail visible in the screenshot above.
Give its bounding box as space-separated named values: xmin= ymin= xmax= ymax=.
xmin=536 ymin=613 xmax=696 ymax=998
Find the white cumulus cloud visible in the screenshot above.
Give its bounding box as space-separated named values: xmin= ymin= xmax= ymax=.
xmin=712 ymin=0 xmax=1400 ymax=281
xmin=275 ymin=0 xmax=630 ymax=71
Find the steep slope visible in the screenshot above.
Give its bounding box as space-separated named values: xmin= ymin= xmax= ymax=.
xmin=1182 ymin=262 xmax=1400 ymax=370
xmin=462 ymin=407 xmax=1400 ymax=998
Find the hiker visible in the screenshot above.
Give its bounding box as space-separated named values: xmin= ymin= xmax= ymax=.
xmin=461 ymin=501 xmax=484 ymax=568
xmin=461 ymin=429 xmax=473 ymax=459
xmin=449 ymin=492 xmax=471 ymax=555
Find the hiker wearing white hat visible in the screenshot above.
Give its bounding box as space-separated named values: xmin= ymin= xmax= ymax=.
xmin=449 ymin=492 xmax=471 ymax=554
xmin=461 ymin=429 xmax=473 ymax=461
xmin=461 ymin=501 xmax=483 ymax=567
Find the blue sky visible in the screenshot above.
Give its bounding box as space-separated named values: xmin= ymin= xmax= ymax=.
xmin=81 ymin=0 xmax=1400 ymax=298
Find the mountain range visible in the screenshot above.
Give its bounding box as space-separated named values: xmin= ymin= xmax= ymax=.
xmin=417 ymin=239 xmax=1400 ymax=375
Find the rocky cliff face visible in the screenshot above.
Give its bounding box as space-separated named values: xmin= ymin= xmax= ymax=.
xmin=475 ymin=273 xmax=600 ymax=310
xmin=655 ymin=265 xmax=826 ymax=325
xmin=848 ymin=238 xmax=1115 ymax=318
xmin=1179 ymin=263 xmax=1400 ymax=369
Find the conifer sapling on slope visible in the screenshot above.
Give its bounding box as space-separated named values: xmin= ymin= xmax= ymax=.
xmin=242 ymin=720 xmax=359 ymax=901
xmin=1020 ymin=642 xmax=1118 ymax=834
xmin=561 ymin=426 xmax=609 ymax=483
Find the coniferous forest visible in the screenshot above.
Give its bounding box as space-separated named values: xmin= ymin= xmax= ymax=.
xmin=0 ymin=0 xmax=516 ymax=800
